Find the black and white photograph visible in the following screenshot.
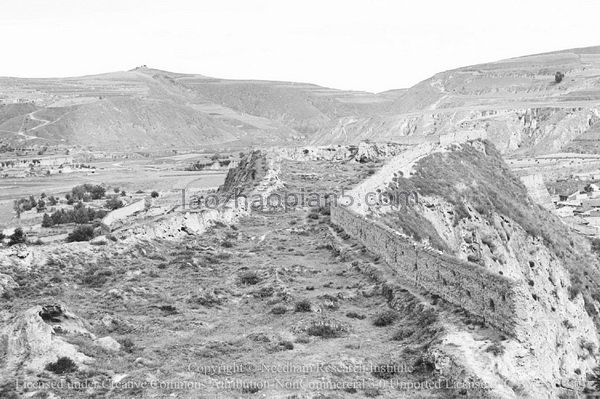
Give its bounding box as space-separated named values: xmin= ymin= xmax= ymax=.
xmin=2 ymin=1 xmax=600 ymax=398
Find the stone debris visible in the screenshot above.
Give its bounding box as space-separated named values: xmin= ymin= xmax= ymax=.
xmin=95 ymin=336 xmax=121 ymax=352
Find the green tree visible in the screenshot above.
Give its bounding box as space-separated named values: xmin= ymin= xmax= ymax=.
xmin=9 ymin=227 xmax=26 ymax=246
xmin=36 ymin=199 xmax=46 ymax=213
xmin=42 ymin=213 xmax=54 ymax=228
xmin=105 ymin=197 xmax=124 ymax=210
xmin=66 ymin=225 xmax=95 ymax=242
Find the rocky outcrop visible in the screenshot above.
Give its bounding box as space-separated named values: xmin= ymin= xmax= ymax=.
xmin=1 ymin=304 xmax=93 ymax=373
xmin=117 ymin=205 xmax=249 ymax=241
xmin=0 ymin=273 xmax=18 ymax=296
xmin=313 ymin=106 xmax=600 ymax=156
xmin=417 ymin=193 xmax=598 ymax=396
xmin=94 ymin=336 xmax=121 ymax=352
xmin=219 ymin=150 xmax=270 ymax=194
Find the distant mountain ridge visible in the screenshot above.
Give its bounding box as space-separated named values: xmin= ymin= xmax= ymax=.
xmin=0 ymin=67 xmax=393 ymax=151
xmin=2 ymin=46 xmax=600 ymax=154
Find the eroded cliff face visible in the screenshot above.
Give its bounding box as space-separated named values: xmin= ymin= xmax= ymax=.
xmin=313 ymin=106 xmax=600 ymax=156
xmin=473 ymin=107 xmax=600 ymax=155
xmin=219 ymin=150 xmax=271 ymax=194
xmin=334 ymin=140 xmax=600 ymax=397
xmin=417 ymin=193 xmax=598 ymax=396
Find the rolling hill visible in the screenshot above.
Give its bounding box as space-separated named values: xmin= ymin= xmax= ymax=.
xmin=2 ymin=46 xmax=600 ymax=155
xmin=0 ymin=67 xmax=391 ymax=151
xmin=314 ymin=45 xmax=600 ymax=155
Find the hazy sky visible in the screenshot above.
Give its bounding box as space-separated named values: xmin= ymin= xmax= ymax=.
xmin=1 ymin=0 xmax=599 ymax=92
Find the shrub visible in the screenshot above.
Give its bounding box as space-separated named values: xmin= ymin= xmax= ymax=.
xmin=80 ymin=265 xmax=112 ymax=287
xmin=67 ymin=225 xmax=95 ymax=242
xmin=592 ymin=238 xmax=600 ymax=256
xmin=42 ymin=213 xmax=54 ymax=227
xmin=119 ymin=338 xmax=135 ymax=353
xmin=372 ymin=363 xmax=401 ymax=379
xmin=253 ymin=286 xmax=274 ymax=298
xmin=363 ymin=388 xmax=381 ymax=397
xmin=562 ymin=319 xmax=575 ymax=330
xmin=412 ymin=356 xmax=435 ymax=373
xmin=0 ymin=382 xmax=19 ymax=399
xmin=555 ymin=71 xmax=565 ymax=83
xmin=467 ymin=253 xmax=481 ymax=264
xmin=319 ymin=206 xmax=331 ymax=216
xmin=568 ymin=284 xmax=582 ymax=300
xmin=485 ymin=342 xmax=505 ymax=356
xmin=72 ymin=184 xmax=105 ymax=200
xmin=372 ymin=310 xmax=397 ymax=327
xmin=238 ymin=271 xmax=260 ymax=285
xmin=581 ymin=340 xmax=596 ymax=357
xmin=105 ymin=197 xmax=124 ymax=210
xmin=271 ymin=306 xmax=287 ymax=315
xmin=278 ymin=341 xmax=294 ymax=350
xmin=306 ymin=322 xmax=343 ymax=338
xmin=8 ymin=228 xmax=26 ymax=246
xmin=241 ymin=385 xmax=260 ymax=394
xmin=294 ymin=299 xmax=312 ymax=312
xmin=346 ymin=312 xmax=366 ymax=320
xmin=151 ymin=191 xmax=159 ymax=198
xmin=48 ymin=206 xmax=106 ymax=226
xmin=36 ymin=199 xmax=46 ymax=212
xmin=416 ymin=309 xmax=438 ymax=326
xmin=392 ymin=327 xmax=415 ymax=341
xmin=45 ymin=357 xmax=78 ymax=374
xmin=592 ymin=366 xmax=600 ymax=392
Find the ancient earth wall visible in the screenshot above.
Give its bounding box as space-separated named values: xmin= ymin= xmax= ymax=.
xmin=331 ymin=205 xmax=519 ymax=336
xmin=439 ymin=130 xmax=487 ymax=146
xmin=102 ymin=199 xmax=146 ymax=227
xmin=520 ymin=174 xmax=554 ymax=210
xmin=219 ymin=150 xmax=269 ymax=194
xmin=276 ymin=145 xmax=358 ymax=162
